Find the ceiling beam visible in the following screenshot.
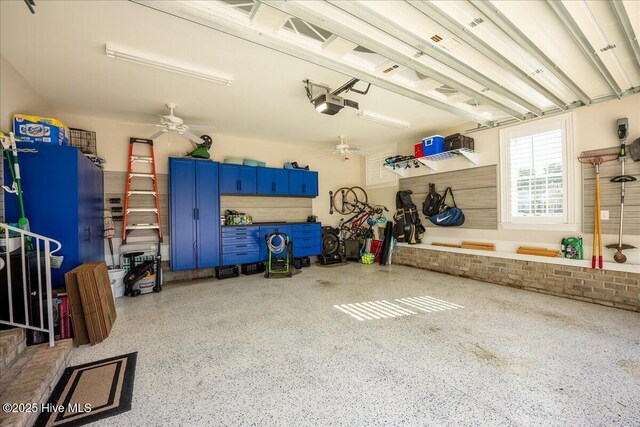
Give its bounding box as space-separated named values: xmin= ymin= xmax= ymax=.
xmin=130 ymin=0 xmax=494 ymax=126
xmin=328 ymin=0 xmax=543 ymax=116
xmin=610 ymin=0 xmax=640 ymax=73
xmin=468 ymin=0 xmax=592 ymax=106
xmin=544 ymin=0 xmax=622 ymax=98
xmin=262 ymin=0 xmax=527 ymax=121
xmin=408 ymin=0 xmax=568 ymax=111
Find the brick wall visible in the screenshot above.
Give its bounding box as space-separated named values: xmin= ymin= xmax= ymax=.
xmin=393 ymin=246 xmax=640 ymax=312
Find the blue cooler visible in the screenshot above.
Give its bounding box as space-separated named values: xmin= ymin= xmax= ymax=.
xmin=422 ymin=135 xmax=445 ymax=156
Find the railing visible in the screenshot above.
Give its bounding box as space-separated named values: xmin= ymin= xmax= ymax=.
xmin=0 ymin=223 xmax=62 ymax=347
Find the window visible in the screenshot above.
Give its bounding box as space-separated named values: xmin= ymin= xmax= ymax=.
xmin=366 ymin=145 xmax=397 ymax=188
xmin=499 ymin=114 xmax=575 ymax=229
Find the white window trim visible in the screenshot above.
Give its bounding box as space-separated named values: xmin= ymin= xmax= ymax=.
xmin=365 ymin=144 xmax=398 ymax=189
xmin=499 ymin=113 xmax=577 ymax=231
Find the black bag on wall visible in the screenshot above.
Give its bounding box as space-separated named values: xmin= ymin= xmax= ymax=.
xmin=428 ymin=187 xmax=465 ymax=227
xmin=422 ymin=183 xmax=442 ymax=217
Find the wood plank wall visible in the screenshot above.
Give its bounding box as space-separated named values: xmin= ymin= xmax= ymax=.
xmin=582 ymin=151 xmax=640 ymax=235
xmin=398 ymin=165 xmax=498 ymax=230
xmin=220 ymin=196 xmax=312 ymax=223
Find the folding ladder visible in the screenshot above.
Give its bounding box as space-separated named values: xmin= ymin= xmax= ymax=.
xmin=122 ymin=138 xmax=163 ymax=245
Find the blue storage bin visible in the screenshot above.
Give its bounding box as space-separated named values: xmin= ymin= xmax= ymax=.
xmin=422 ymin=135 xmax=445 ymax=156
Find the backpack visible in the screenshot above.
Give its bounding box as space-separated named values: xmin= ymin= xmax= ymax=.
xmin=393 ymin=190 xmax=426 ymax=244
xmin=422 ymin=183 xmax=442 ymax=217
xmin=428 ymin=187 xmax=465 ymax=227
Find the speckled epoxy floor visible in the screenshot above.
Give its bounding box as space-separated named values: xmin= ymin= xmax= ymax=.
xmin=69 ymin=264 xmax=640 ymax=426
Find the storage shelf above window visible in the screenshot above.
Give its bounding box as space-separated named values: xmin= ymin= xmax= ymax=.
xmin=384 ymin=148 xmax=478 ymax=176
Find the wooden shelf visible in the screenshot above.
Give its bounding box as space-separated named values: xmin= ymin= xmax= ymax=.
xmin=384 ymin=148 xmax=477 ymax=176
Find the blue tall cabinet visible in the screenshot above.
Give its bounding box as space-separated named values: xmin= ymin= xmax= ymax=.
xmin=169 ymin=158 xmax=220 ymax=271
xmin=4 ymin=143 xmax=104 ymax=287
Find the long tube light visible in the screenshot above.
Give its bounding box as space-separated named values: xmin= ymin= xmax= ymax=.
xmin=358 ymin=111 xmax=410 ymax=129
xmin=105 ymin=43 xmax=233 ymax=86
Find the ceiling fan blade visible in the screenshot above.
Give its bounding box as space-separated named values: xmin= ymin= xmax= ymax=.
xmin=121 ymin=122 xmax=163 ymax=127
xmin=149 ymin=129 xmax=168 ymax=140
xmin=180 ymin=130 xmax=205 ymax=145
xmin=187 ymin=124 xmax=218 ymax=132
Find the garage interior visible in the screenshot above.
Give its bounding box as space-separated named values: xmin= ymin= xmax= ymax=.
xmin=0 ymin=1 xmax=639 ymax=426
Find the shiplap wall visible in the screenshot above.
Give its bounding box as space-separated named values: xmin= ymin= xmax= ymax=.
xmin=398 ymin=165 xmax=498 ymax=230
xmin=582 ymin=152 xmax=640 ymax=236
xmin=221 ymin=196 xmax=312 ymax=223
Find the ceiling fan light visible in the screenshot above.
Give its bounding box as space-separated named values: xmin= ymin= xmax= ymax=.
xmin=105 ymin=43 xmax=233 ymax=86
xmin=358 ymin=111 xmax=410 ymax=129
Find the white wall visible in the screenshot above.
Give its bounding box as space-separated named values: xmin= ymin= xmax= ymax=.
xmin=367 ymin=93 xmax=640 ymax=264
xmin=58 ymin=112 xmax=363 ymax=227
xmin=0 ymin=54 xmax=55 ymax=131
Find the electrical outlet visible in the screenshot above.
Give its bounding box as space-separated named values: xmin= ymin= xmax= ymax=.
xmin=600 ymin=210 xmax=609 ymax=220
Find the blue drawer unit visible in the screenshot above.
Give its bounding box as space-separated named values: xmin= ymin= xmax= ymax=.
xmin=256 ymin=167 xmax=289 ymax=196
xmin=169 ymin=158 xmax=220 ymax=271
xmin=258 ymin=225 xmax=291 ymax=261
xmin=291 ymin=223 xmax=322 ymax=257
xmin=219 ymin=164 xmax=257 ymax=195
xmin=289 ymin=170 xmax=319 ymax=197
xmin=221 ymin=226 xmax=261 ymax=265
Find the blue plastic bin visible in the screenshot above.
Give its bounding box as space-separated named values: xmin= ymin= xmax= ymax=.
xmin=421 ymin=135 xmax=445 ymax=156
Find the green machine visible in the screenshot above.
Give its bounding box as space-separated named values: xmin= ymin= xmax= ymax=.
xmin=562 ymin=237 xmax=583 ymax=260
xmin=264 ymin=232 xmax=293 ymax=278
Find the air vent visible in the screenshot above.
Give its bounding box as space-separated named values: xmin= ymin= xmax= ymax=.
xmin=431 ymin=35 xmax=443 ymax=43
xmin=468 ymin=17 xmax=484 ymax=28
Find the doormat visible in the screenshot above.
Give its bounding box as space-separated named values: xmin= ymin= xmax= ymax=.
xmin=35 ymin=352 xmax=137 ymax=427
xmin=335 ymin=295 xmax=464 ymax=321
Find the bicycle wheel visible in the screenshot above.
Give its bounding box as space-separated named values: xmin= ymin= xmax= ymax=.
xmin=350 ymin=186 xmax=368 ymax=205
xmin=332 ymin=187 xmax=358 ymax=214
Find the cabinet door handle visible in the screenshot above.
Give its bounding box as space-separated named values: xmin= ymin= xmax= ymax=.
xmin=302 ymin=183 xmax=306 ymax=193
xmin=272 ymin=182 xmax=276 ymax=192
xmin=84 ymin=227 xmax=91 ymax=242
xmin=193 ymin=208 xmax=198 ymax=221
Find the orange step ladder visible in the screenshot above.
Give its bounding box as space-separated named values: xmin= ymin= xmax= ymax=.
xmin=122 ymin=138 xmax=163 ymax=245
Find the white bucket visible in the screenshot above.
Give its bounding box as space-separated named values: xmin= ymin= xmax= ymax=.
xmin=108 ymin=268 xmax=126 ymax=299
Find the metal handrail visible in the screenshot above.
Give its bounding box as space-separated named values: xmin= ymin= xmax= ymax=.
xmin=0 ymin=223 xmax=62 ymax=347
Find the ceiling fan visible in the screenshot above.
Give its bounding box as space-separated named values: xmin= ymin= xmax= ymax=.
xmin=124 ymin=103 xmax=217 ymax=145
xmin=333 ymin=135 xmax=367 ymax=161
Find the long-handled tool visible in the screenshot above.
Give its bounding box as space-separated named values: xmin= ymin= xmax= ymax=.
xmin=578 ymin=152 xmax=618 ymax=269
xmin=606 ymin=118 xmax=636 ymax=263
xmin=103 ymin=209 xmax=116 ymax=268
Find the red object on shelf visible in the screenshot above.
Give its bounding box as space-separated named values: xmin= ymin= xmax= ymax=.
xmin=414 ymin=142 xmax=424 ymax=158
xmin=371 ymin=240 xmax=383 ymax=263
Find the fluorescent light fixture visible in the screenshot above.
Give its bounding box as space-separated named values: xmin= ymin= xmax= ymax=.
xmin=358 ymin=111 xmax=410 ymax=129
xmin=105 ymin=43 xmax=233 ymax=86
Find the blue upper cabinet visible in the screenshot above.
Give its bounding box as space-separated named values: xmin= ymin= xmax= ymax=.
xmin=289 ymin=170 xmax=319 ymax=197
xmin=257 ymin=167 xmax=289 ymax=196
xmin=219 ymin=164 xmax=257 ymax=195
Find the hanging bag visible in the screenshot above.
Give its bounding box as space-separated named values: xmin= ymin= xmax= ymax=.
xmin=422 ymin=183 xmax=442 ymax=217
xmin=429 ymin=187 xmax=465 ymax=227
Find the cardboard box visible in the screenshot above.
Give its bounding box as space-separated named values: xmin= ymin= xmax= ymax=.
xmin=64 ymin=262 xmax=116 ymax=346
xmin=13 ymin=114 xmax=70 ymax=145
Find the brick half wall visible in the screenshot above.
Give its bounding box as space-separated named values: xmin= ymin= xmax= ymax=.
xmin=393 ymin=245 xmax=640 ymax=312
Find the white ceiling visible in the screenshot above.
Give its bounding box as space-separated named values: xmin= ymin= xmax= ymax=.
xmin=0 ymin=0 xmax=465 ymax=150
xmin=1 ymin=0 xmax=639 ymax=151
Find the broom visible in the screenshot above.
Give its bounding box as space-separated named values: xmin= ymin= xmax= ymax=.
xmin=103 ymin=209 xmax=116 ymax=268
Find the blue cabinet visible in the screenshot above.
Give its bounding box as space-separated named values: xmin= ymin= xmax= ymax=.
xmin=289 ymin=170 xmax=319 ymax=197
xmin=219 ymin=164 xmax=257 ymax=194
xmin=4 ymin=143 xmax=104 ymax=287
xmin=221 ymin=226 xmax=260 ymax=265
xmin=291 ymin=224 xmax=322 ymax=257
xmin=169 ymin=158 xmax=220 ymax=271
xmin=258 ymin=225 xmax=291 ymax=261
xmin=257 ymin=167 xmax=289 ymax=196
